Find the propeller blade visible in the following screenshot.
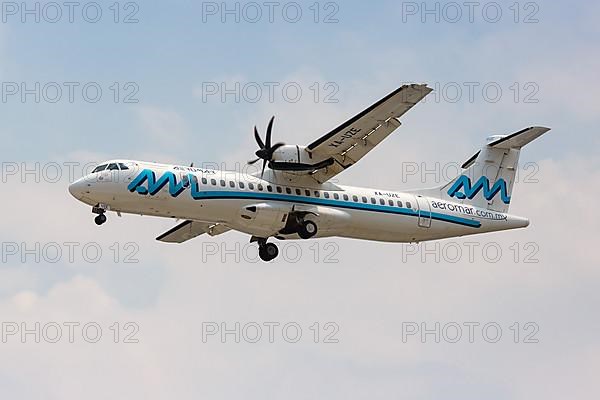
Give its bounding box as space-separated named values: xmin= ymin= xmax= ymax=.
xmin=248 ymin=158 xmax=261 ymax=165
xmin=254 ymin=126 xmax=264 ymax=149
xmin=265 ymin=116 xmax=275 ymax=148
xmin=269 ymin=142 xmax=285 ymax=153
xmin=261 ymin=160 xmax=266 ymax=178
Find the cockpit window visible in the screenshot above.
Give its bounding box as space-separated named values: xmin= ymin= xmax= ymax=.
xmin=118 ymin=163 xmax=129 ymax=170
xmin=107 ymin=163 xmax=119 ymax=171
xmin=92 ymin=164 xmax=108 ymax=173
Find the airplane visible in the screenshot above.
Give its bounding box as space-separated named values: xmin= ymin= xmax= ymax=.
xmin=68 ymin=84 xmax=550 ymax=262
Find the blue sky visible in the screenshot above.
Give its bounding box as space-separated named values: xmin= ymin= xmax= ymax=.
xmin=2 ymin=0 xmax=598 ymax=162
xmin=1 ymin=1 xmax=600 ymax=399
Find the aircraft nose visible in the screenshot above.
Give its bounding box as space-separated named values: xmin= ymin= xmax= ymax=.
xmin=68 ymin=178 xmax=86 ymax=200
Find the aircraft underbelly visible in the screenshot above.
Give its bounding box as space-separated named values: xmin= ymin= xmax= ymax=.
xmin=106 ymin=191 xmax=515 ymax=243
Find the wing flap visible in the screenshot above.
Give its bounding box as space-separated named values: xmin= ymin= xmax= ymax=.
xmin=156 ymin=220 xmax=209 ymax=243
xmin=156 ymin=220 xmax=230 ymax=243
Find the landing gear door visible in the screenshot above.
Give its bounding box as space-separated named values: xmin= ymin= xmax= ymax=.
xmin=416 ymin=195 xmax=431 ymax=228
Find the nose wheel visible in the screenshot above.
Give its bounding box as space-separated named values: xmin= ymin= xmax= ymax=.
xmin=92 ymin=205 xmax=107 ymax=226
xmin=251 ymin=237 xmax=279 ymax=262
xmin=94 ymin=213 xmax=107 ymax=226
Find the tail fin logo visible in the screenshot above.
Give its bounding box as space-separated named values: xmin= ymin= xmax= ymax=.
xmin=448 ymin=175 xmax=511 ymax=204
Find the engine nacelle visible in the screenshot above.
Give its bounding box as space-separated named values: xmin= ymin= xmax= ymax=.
xmin=269 ymin=145 xmax=333 ymax=173
xmin=270 ymin=145 xmax=312 ymax=164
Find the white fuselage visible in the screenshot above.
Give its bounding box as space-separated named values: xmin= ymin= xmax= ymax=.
xmin=68 ymin=160 xmax=529 ymax=242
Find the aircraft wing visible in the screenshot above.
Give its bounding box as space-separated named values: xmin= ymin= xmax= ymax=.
xmin=156 ymin=220 xmax=230 ymax=243
xmin=307 ymin=84 xmax=432 ymax=183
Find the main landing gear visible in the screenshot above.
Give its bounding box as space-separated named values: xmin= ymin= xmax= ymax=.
xmin=298 ymin=220 xmax=317 ymax=239
xmin=92 ymin=205 xmax=107 ymax=226
xmin=252 ymin=217 xmax=319 ymax=262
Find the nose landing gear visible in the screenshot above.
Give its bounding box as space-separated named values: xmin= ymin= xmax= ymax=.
xmin=92 ymin=205 xmax=107 ymax=226
xmin=252 ymin=237 xmax=279 ymax=262
xmin=259 ymin=242 xmax=279 ymax=262
xmin=94 ymin=214 xmax=107 ymax=225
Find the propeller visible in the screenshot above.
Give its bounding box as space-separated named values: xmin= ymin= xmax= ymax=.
xmin=248 ymin=116 xmax=285 ymax=177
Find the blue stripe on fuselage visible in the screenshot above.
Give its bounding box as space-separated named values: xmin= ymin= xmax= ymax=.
xmin=188 ymin=189 xmax=482 ymax=228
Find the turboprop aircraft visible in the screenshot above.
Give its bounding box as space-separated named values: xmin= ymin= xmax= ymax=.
xmin=68 ymin=84 xmax=550 ymax=261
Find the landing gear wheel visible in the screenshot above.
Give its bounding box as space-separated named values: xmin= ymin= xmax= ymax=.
xmin=258 ymin=242 xmax=279 ymax=262
xmin=298 ymin=220 xmax=317 ymax=239
xmin=94 ymin=214 xmax=107 ymax=226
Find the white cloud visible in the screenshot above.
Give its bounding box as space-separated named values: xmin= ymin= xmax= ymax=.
xmin=135 ymin=106 xmax=190 ymax=145
xmin=1 ymin=149 xmax=598 ymax=399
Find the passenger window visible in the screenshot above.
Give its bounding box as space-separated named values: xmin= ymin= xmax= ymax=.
xmin=220 ymin=180 xmax=226 ymax=187
xmin=285 ymin=187 xmax=292 ymax=194
xmin=210 ymin=179 xmax=217 ymax=186
xmin=276 ymin=186 xmax=282 ymax=193
xmin=324 ymin=192 xmax=330 ymax=199
xmin=92 ymin=164 xmax=107 ymax=173
xmin=379 ymin=199 xmax=385 ymax=205
xmin=333 ymin=193 xmax=339 ymax=200
xmin=362 ymin=196 xmax=367 ymax=203
xmin=305 ymin=189 xmax=311 ymax=196
xmin=258 ymin=184 xmax=263 ymax=191
xmin=118 ymin=163 xmax=129 ymax=170
xmin=295 ymin=188 xmax=301 ymax=195
xmin=248 ymin=183 xmax=254 ymax=190
xmin=267 ymin=185 xmax=273 ymax=192
xmin=388 ymin=200 xmax=394 ymax=206
xmin=352 ymin=195 xmax=358 ymax=202
xmin=406 ymin=201 xmax=412 ymax=209
xmin=371 ymin=198 xmax=376 ymax=204
xmin=314 ymin=191 xmax=320 ymax=197
xmin=397 ymin=200 xmax=403 ymax=207
xmin=107 ymin=163 xmax=119 ymax=171
xmin=201 ymin=177 xmax=207 ymax=185
xmin=229 ymin=181 xmax=235 ymax=188
xmin=343 ymin=194 xmax=349 ymax=201
xmin=239 ymin=182 xmax=245 ymax=189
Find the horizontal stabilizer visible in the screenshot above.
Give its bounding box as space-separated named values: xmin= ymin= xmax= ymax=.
xmin=460 ymin=126 xmax=550 ymax=169
xmin=487 ymin=126 xmax=550 ymax=149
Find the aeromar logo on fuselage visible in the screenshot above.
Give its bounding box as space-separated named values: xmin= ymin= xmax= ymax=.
xmin=447 ymin=175 xmax=511 ymax=204
xmin=128 ymin=169 xmax=189 ymax=197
